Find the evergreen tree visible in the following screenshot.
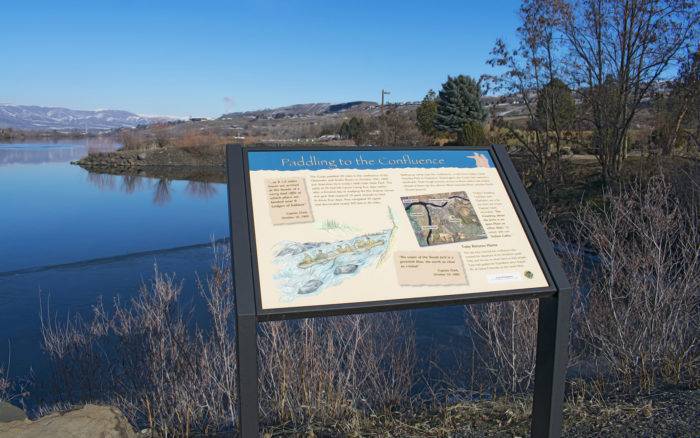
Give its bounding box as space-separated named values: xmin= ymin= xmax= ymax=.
xmin=338 ymin=116 xmax=369 ymax=145
xmin=434 ymin=75 xmax=487 ymax=133
xmin=416 ymin=90 xmax=439 ymax=137
xmin=339 ymin=117 xmax=363 ymax=139
xmin=534 ymin=78 xmax=575 ymax=131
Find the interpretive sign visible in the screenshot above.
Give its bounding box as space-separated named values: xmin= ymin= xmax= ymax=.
xmin=246 ymin=149 xmax=550 ymax=312
xmin=227 ymin=145 xmax=571 ymax=438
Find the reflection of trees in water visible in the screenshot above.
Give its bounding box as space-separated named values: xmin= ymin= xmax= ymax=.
xmin=121 ymin=175 xmax=144 ymax=194
xmin=87 ymin=172 xmax=116 ymax=190
xmin=185 ymin=181 xmax=217 ymax=199
xmin=153 ymin=179 xmax=172 ymax=205
xmin=86 ymin=172 xmax=220 ymax=205
xmin=88 ymin=172 xmax=171 ymax=206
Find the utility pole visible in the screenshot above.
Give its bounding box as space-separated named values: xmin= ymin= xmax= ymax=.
xmin=381 ymin=89 xmax=391 ymax=114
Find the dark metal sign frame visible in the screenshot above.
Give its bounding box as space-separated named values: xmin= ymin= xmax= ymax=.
xmin=226 ymin=144 xmax=571 ymax=438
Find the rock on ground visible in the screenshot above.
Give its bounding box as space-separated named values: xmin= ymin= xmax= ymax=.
xmin=0 ymin=404 xmax=135 ymax=438
xmin=0 ymin=401 xmax=26 ymax=423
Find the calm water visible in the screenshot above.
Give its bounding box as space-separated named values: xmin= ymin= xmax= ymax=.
xmin=0 ymin=139 xmax=467 ymax=403
xmin=0 ymin=139 xmax=229 ymax=379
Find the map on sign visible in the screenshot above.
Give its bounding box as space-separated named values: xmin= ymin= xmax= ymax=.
xmin=401 ymin=191 xmax=486 ymax=247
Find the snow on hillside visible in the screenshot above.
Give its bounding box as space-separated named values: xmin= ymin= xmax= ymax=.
xmin=0 ymin=105 xmax=176 ymax=132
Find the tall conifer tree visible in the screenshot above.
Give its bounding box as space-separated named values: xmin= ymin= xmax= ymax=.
xmin=434 ymin=75 xmax=487 ymax=133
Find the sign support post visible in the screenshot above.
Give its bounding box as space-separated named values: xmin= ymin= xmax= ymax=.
xmin=226 ymin=145 xmax=260 ymax=437
xmin=531 ymin=293 xmax=571 ymax=437
xmin=226 ymin=144 xmax=570 ymax=438
xmin=235 ymin=313 xmax=259 ymax=436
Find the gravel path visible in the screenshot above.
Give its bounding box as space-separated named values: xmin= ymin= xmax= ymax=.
xmin=563 ymin=389 xmax=699 ymax=437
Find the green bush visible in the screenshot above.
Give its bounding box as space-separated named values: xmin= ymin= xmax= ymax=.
xmin=457 ymin=121 xmax=487 ymax=146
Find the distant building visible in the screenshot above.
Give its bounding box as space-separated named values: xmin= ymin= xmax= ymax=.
xmin=318 ymin=134 xmax=340 ymax=141
xmin=189 ymin=117 xmax=208 ymax=122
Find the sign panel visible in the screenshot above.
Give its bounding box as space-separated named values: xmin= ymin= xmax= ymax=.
xmin=245 ymin=148 xmax=549 ymax=311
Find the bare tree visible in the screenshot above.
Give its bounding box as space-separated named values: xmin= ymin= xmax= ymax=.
xmin=373 ymin=108 xmax=430 ymax=147
xmin=557 ymin=0 xmax=700 ymax=181
xmin=485 ymin=0 xmax=571 ymax=204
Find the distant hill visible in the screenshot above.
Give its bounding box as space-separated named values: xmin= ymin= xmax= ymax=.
xmin=0 ymin=105 xmax=176 ymax=132
xmin=220 ymin=101 xmax=380 ymax=119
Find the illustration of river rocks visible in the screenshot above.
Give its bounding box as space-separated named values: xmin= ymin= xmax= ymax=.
xmin=273 ymin=229 xmax=392 ymax=302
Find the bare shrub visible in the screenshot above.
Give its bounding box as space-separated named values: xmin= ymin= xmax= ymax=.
xmin=41 ymin=247 xmax=238 ymax=436
xmin=40 ymin=245 xmax=417 ymax=435
xmin=39 ymin=288 xmax=115 ymax=403
xmin=86 ymin=146 xmax=109 ymax=157
xmin=0 ymin=366 xmax=10 ymax=402
xmin=569 ymin=176 xmax=699 ymax=391
xmin=0 ymin=344 xmax=30 ymax=407
xmin=118 ymin=129 xmax=162 ymax=151
xmin=372 ymin=109 xmax=431 ymax=147
xmin=170 ymin=129 xmax=229 ymax=155
xmin=117 ymin=125 xmax=230 ymax=154
xmin=467 ymin=300 xmax=539 ymax=395
xmin=258 ymin=313 xmax=415 ymax=430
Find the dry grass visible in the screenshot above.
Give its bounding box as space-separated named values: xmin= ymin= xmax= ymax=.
xmin=467 ymin=300 xmax=539 ymax=395
xmin=259 ymin=313 xmax=415 ymax=432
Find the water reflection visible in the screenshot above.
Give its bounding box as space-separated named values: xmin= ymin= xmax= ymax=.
xmin=185 ymin=181 xmax=218 ymax=199
xmin=86 ymin=172 xmax=218 ymax=205
xmin=0 ymin=138 xmax=119 ymax=165
xmin=121 ymin=175 xmax=144 ymax=194
xmin=153 ymin=178 xmax=172 ymax=205
xmin=86 ymin=172 xmax=117 ymax=190
xmin=0 ymin=140 xmax=229 ymax=273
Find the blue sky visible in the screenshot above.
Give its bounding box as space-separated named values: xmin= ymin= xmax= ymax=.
xmin=1 ymin=0 xmax=521 ymax=117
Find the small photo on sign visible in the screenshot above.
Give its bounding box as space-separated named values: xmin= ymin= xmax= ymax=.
xmin=401 ymin=191 xmax=486 ymax=247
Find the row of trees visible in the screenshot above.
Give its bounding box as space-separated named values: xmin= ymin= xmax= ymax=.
xmin=410 ymin=0 xmax=699 ymax=193
xmin=335 ymin=0 xmax=697 ymax=196
xmin=338 ymin=109 xmax=428 ymax=147
xmin=484 ymin=0 xmax=699 ymax=185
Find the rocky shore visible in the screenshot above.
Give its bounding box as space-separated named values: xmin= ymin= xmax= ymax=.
xmin=75 ymin=147 xmax=224 ymax=168
xmin=74 ymin=147 xmax=226 ymax=182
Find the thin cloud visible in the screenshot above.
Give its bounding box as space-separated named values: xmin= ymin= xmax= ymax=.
xmin=223 ymin=96 xmax=235 ymax=111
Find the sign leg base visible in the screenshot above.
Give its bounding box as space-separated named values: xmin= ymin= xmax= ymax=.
xmin=531 ymin=292 xmax=571 ymax=438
